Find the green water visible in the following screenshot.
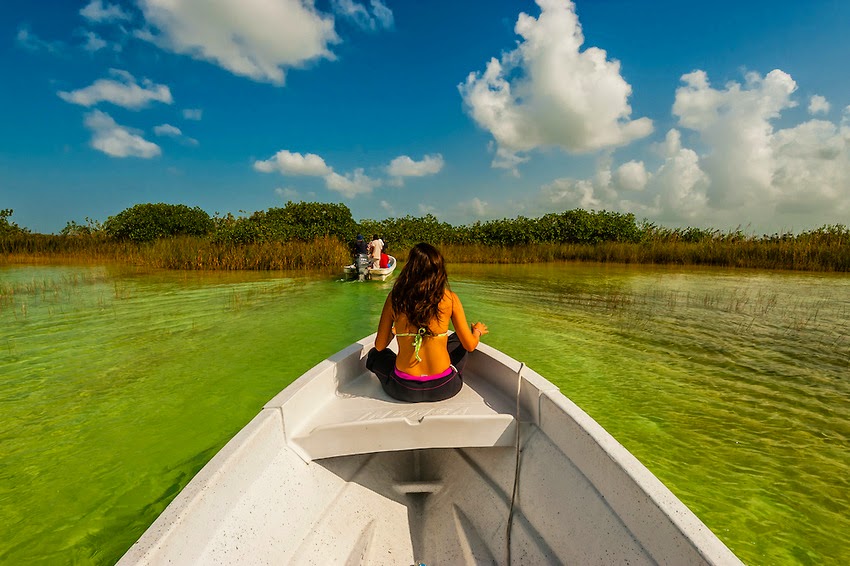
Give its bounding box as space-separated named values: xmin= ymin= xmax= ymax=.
xmin=1 ymin=263 xmax=848 ymax=565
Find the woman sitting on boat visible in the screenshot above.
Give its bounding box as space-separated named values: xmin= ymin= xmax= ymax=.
xmin=367 ymin=242 xmax=488 ymax=402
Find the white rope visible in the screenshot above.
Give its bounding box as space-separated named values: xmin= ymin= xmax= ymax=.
xmin=506 ymin=362 xmax=524 ymax=565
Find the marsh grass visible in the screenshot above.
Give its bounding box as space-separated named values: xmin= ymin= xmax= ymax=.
xmin=132 ymin=236 xmax=350 ymax=270
xmin=552 ymin=284 xmax=848 ymax=342
xmin=3 ymin=230 xmax=849 ymax=271
xmin=1 ymin=235 xmax=350 ymax=271
xmin=0 ymin=272 xmax=113 ymax=320
xmin=437 ymin=238 xmax=850 ymax=272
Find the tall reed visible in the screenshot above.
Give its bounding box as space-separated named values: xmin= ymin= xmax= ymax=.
xmin=1 ymin=234 xmax=350 ymax=271
xmin=437 ymin=239 xmax=850 ymax=271
xmin=3 ymin=232 xmax=849 ymax=272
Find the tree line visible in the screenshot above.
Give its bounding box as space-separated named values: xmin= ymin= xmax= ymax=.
xmin=7 ymin=202 xmax=648 ymax=245
xmin=10 ymin=201 xmax=847 ymax=246
xmin=3 ymin=203 xmax=849 ymax=271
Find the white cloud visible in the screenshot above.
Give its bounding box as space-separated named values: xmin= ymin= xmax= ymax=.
xmin=370 ymin=0 xmax=394 ymax=28
xmin=332 ymin=0 xmax=394 ymax=31
xmin=253 ymin=150 xmax=332 ymax=176
xmin=275 ymin=187 xmax=300 ymax=200
xmin=492 ymin=145 xmax=530 ymax=177
xmin=459 ymin=0 xmax=652 ymax=172
xmin=153 ymin=124 xmax=182 ymax=137
xmin=808 ymin=95 xmax=830 ymax=115
xmin=540 ymin=177 xmax=608 ymax=211
xmin=538 ymin=130 xmax=708 ymax=222
xmin=532 ymin=68 xmax=850 ymax=232
xmin=673 ymin=69 xmax=797 ymax=209
xmin=137 ymin=0 xmax=339 ymax=85
xmin=771 ymin=120 xmax=849 ymax=214
xmin=255 ymin=148 xmax=380 ymax=198
xmin=325 ymin=169 xmax=380 ymax=198
xmin=462 ymin=197 xmax=488 ymax=217
xmin=58 ymin=69 xmax=172 ymax=109
xmin=81 ymin=31 xmax=108 ymax=52
xmin=153 ymin=123 xmax=198 ymax=146
xmin=613 ymin=160 xmax=649 ymax=191
xmin=182 ymin=108 xmax=202 ymax=120
xmin=380 ymin=200 xmax=395 ymax=216
xmin=83 ymin=110 xmax=161 ymax=158
xmin=417 ymin=203 xmax=437 ymax=216
xmin=386 ymin=154 xmax=444 ymax=183
xmin=332 ymin=0 xmax=369 ymax=27
xmin=15 ymin=26 xmax=64 ymax=54
xmin=80 ymin=1 xmax=132 ymax=23
xmin=650 ymin=130 xmax=709 ymax=220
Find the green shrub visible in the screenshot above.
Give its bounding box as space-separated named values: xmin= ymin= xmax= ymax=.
xmin=262 ymin=201 xmax=357 ymax=241
xmin=357 ymin=209 xmax=643 ymax=248
xmin=60 ymin=217 xmax=105 ymax=238
xmin=0 ymin=209 xmax=27 ymax=236
xmin=358 ymin=214 xmax=455 ymax=249
xmin=211 ymin=213 xmax=264 ymax=245
xmin=211 ymin=202 xmax=357 ymax=245
xmin=533 ymin=209 xmax=641 ymax=244
xmin=104 ymin=203 xmax=213 ymax=242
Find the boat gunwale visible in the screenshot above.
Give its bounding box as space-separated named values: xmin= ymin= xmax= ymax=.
xmin=118 ymin=334 xmax=743 ymax=565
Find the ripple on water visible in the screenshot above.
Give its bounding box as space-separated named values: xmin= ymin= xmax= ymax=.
xmin=1 ymin=263 xmax=849 ymax=565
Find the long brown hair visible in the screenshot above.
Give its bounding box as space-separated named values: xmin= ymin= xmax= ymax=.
xmin=391 ymin=243 xmax=448 ymax=331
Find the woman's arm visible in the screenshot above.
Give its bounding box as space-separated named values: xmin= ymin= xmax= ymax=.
xmin=450 ymin=291 xmax=489 ymax=351
xmin=375 ymin=293 xmax=394 ymax=351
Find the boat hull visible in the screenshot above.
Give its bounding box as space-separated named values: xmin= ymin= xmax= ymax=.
xmin=344 ymin=255 xmax=396 ymax=281
xmin=119 ymin=335 xmax=742 ymax=565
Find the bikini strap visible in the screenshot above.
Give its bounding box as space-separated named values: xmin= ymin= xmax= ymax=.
xmin=394 ymin=327 xmax=449 ymax=362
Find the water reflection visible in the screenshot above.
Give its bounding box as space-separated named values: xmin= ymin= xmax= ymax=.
xmin=451 ymin=262 xmax=850 ymax=564
xmin=1 ymin=262 xmax=848 ymax=565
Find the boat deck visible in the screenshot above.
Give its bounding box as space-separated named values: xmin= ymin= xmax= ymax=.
xmin=119 ymin=336 xmax=744 ymax=566
xmin=265 ymin=340 xmax=534 ymax=462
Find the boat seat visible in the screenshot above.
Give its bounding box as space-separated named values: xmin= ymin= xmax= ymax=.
xmin=264 ymin=343 xmax=519 ymax=462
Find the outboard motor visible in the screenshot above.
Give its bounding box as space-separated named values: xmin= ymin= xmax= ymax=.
xmin=356 ymin=253 xmax=370 ymax=281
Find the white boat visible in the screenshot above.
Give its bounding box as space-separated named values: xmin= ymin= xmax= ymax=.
xmin=345 ymin=255 xmax=397 ymax=281
xmin=118 ymin=334 xmax=742 ymax=565
xmin=367 ymin=255 xmax=396 ymax=281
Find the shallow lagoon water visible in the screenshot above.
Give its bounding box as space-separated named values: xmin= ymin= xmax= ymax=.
xmin=1 ymin=263 xmax=848 ymax=565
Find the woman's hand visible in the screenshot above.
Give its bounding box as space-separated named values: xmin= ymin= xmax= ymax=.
xmin=471 ymin=322 xmax=489 ymax=338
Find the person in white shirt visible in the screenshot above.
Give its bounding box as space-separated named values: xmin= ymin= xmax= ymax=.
xmin=368 ymin=235 xmax=383 ymax=268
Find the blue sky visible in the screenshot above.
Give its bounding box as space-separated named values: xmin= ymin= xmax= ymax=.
xmin=2 ymin=0 xmax=849 ymax=234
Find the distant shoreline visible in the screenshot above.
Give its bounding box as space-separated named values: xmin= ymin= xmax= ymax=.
xmin=2 ymin=237 xmax=848 ymax=272
xmin=4 ymin=204 xmax=849 ymax=272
